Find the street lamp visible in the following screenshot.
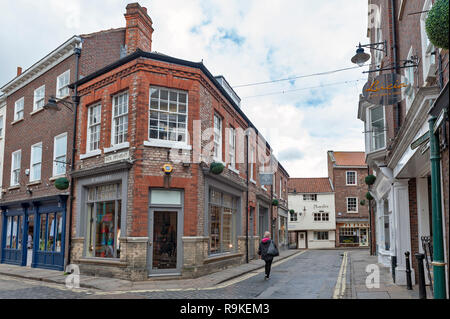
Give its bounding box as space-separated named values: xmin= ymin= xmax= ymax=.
xmin=351 ymin=44 xmax=371 ymax=67
xmin=351 ymin=41 xmax=387 ymax=67
xmin=43 ymin=96 xmax=75 ymax=112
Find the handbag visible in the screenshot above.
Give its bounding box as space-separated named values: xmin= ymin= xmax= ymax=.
xmin=267 ymin=240 xmax=279 ymax=256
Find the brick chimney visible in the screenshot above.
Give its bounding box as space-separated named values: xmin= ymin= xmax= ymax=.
xmin=17 ymin=67 xmax=22 ymax=76
xmin=124 ymin=2 xmax=154 ymax=55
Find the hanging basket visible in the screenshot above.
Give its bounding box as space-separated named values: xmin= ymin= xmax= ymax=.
xmin=360 ymin=199 xmax=366 ymax=206
xmin=272 ymin=199 xmax=279 ymax=207
xmin=54 ymin=177 xmax=70 ymax=190
xmin=425 ymin=0 xmax=449 ymax=50
xmin=366 ymin=192 xmax=374 ymax=201
xmin=210 ymin=162 xmax=225 ymax=175
xmin=365 ymin=174 xmax=376 ymax=185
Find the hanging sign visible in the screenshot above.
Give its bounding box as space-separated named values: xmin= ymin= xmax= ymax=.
xmin=362 ymin=73 xmax=408 ymax=105
xmin=259 ymin=173 xmax=273 ymax=185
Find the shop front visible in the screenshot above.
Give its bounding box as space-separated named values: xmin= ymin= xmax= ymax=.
xmin=1 ymin=195 xmax=67 ymax=271
xmin=337 ymin=221 xmax=369 ymax=247
xmin=278 ymin=207 xmax=288 ymax=251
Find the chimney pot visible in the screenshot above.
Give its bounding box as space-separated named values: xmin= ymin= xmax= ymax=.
xmin=17 ymin=67 xmax=22 ymax=76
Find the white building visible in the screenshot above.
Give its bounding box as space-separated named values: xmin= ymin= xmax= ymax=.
xmin=288 ymin=178 xmax=336 ymax=249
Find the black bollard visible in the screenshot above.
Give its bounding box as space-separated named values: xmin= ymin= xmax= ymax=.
xmin=405 ymin=251 xmax=413 ymax=290
xmin=415 ymin=253 xmax=427 ymax=299
xmin=391 ymin=255 xmax=397 ymax=283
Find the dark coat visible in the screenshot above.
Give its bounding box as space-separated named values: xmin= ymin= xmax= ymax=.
xmin=258 ymin=239 xmax=277 ymax=262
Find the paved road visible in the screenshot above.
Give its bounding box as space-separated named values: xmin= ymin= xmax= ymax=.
xmin=0 ymin=250 xmax=348 ymax=299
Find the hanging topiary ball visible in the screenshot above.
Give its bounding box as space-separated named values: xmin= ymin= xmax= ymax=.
xmin=365 ymin=174 xmax=376 ymax=185
xmin=360 ymin=199 xmax=366 ymax=206
xmin=54 ymin=177 xmax=70 ymax=190
xmin=425 ymin=0 xmax=449 ymax=50
xmin=272 ymin=199 xmax=279 ymax=206
xmin=366 ymin=192 xmax=374 ymax=201
xmin=210 ymin=162 xmax=225 ymax=174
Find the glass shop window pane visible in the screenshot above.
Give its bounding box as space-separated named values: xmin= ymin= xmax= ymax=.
xmin=150 ymin=190 xmax=181 ymax=205
xmin=95 ymin=201 xmax=116 ymax=258
xmin=12 ymin=216 xmax=18 ymax=249
xmin=86 ymin=203 xmax=95 ymax=257
xmin=39 ymin=214 xmax=47 ymax=251
xmin=6 ymin=216 xmax=12 ymax=248
xmin=210 ymin=205 xmax=221 ymax=254
xmin=47 ymin=214 xmax=55 ymax=251
xmin=18 ymin=216 xmax=23 ymax=249
xmin=55 ymin=213 xmax=63 ymax=252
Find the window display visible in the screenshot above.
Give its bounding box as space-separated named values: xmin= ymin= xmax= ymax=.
xmin=208 ymin=189 xmax=237 ymax=255
xmin=85 ymin=183 xmax=122 ymax=258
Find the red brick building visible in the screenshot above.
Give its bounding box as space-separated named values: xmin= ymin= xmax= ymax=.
xmin=0 ymin=3 xmax=180 ymax=271
xmin=327 ymin=151 xmax=370 ymax=248
xmin=357 ymin=0 xmax=448 ymax=292
xmin=59 ymin=5 xmax=290 ymax=280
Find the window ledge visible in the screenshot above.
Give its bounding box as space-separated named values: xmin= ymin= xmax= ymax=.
xmin=30 ymin=108 xmax=44 ymax=116
xmin=204 ymin=252 xmax=243 ymax=264
xmin=250 ymin=179 xmax=257 ymax=185
xmin=261 ymin=186 xmax=267 ymax=191
xmin=8 ymin=185 xmax=20 ymax=190
xmin=144 ymin=139 xmax=192 ymax=150
xmin=104 ymin=142 xmax=129 ymax=154
xmin=49 ymin=175 xmax=66 ymax=181
xmin=27 ymin=180 xmax=41 ymax=186
xmin=228 ymin=165 xmax=239 ymax=175
xmin=77 ymin=257 xmax=126 ymax=267
xmin=11 ymin=118 xmax=24 ymax=125
xmin=80 ymin=149 xmax=102 ymax=160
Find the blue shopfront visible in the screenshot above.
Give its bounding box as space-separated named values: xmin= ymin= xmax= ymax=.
xmin=1 ymin=195 xmax=67 ymax=271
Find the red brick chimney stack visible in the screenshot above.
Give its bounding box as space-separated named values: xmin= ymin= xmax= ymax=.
xmin=124 ymin=2 xmax=154 ymax=55
xmin=17 ymin=66 xmax=22 ymax=76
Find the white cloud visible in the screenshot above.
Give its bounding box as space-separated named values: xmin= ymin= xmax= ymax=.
xmin=0 ymin=0 xmax=369 ymax=177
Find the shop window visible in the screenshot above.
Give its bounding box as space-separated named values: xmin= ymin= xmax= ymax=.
xmin=279 ymin=216 xmax=287 ymax=245
xmin=85 ymin=183 xmax=122 ymax=258
xmin=149 ymin=87 xmax=188 ymax=143
xmin=339 ymin=228 xmax=359 ymax=244
xmin=209 ymin=189 xmax=237 ymax=255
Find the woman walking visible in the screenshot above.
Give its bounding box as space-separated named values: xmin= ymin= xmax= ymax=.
xmin=258 ymin=231 xmax=279 ymax=280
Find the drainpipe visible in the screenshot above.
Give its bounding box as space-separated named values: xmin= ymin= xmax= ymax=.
xmin=245 ymin=133 xmax=249 ymax=263
xmin=428 ymin=116 xmax=446 ymax=299
xmin=67 ymin=45 xmax=81 ymax=267
xmin=368 ymin=166 xmax=373 ymax=256
xmin=390 ymin=0 xmax=401 ymax=133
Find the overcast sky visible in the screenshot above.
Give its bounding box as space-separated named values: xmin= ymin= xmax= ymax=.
xmin=0 ymin=0 xmax=370 ymax=177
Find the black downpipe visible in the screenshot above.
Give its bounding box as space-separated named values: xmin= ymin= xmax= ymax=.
xmin=67 ymin=46 xmax=81 ymax=267
xmin=390 ymin=0 xmax=401 ymax=133
xmin=245 ymin=134 xmax=249 ymax=263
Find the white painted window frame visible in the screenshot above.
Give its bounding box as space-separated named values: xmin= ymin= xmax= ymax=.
xmin=30 ymin=142 xmax=42 ymax=182
xmin=14 ymin=97 xmax=24 ymax=121
xmin=420 ymin=0 xmax=436 ymax=84
xmin=53 ymin=132 xmax=67 ymax=177
xmin=11 ymin=150 xmax=21 ymax=186
xmin=213 ymin=114 xmax=222 ymax=162
xmin=33 ymin=85 xmax=46 ymax=111
xmin=368 ymin=104 xmax=386 ymax=152
xmin=111 ymin=92 xmax=129 ymax=146
xmin=87 ymin=104 xmax=101 ymax=152
xmin=56 ymin=70 xmax=70 ymax=98
xmin=346 ymin=197 xmax=358 ymax=213
xmin=346 ymin=171 xmax=357 ymax=185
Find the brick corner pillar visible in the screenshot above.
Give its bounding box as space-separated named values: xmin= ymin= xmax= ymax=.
xmin=124 ymin=2 xmax=154 ymax=55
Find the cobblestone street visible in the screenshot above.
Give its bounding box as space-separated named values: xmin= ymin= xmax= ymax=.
xmin=0 ymin=250 xmax=348 ymax=299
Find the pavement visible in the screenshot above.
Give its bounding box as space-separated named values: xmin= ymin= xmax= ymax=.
xmin=0 ymin=249 xmax=301 ymax=292
xmin=345 ymin=249 xmax=433 ymax=299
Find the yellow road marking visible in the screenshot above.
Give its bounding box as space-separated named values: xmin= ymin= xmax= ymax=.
xmin=333 ymin=251 xmax=348 ymax=299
